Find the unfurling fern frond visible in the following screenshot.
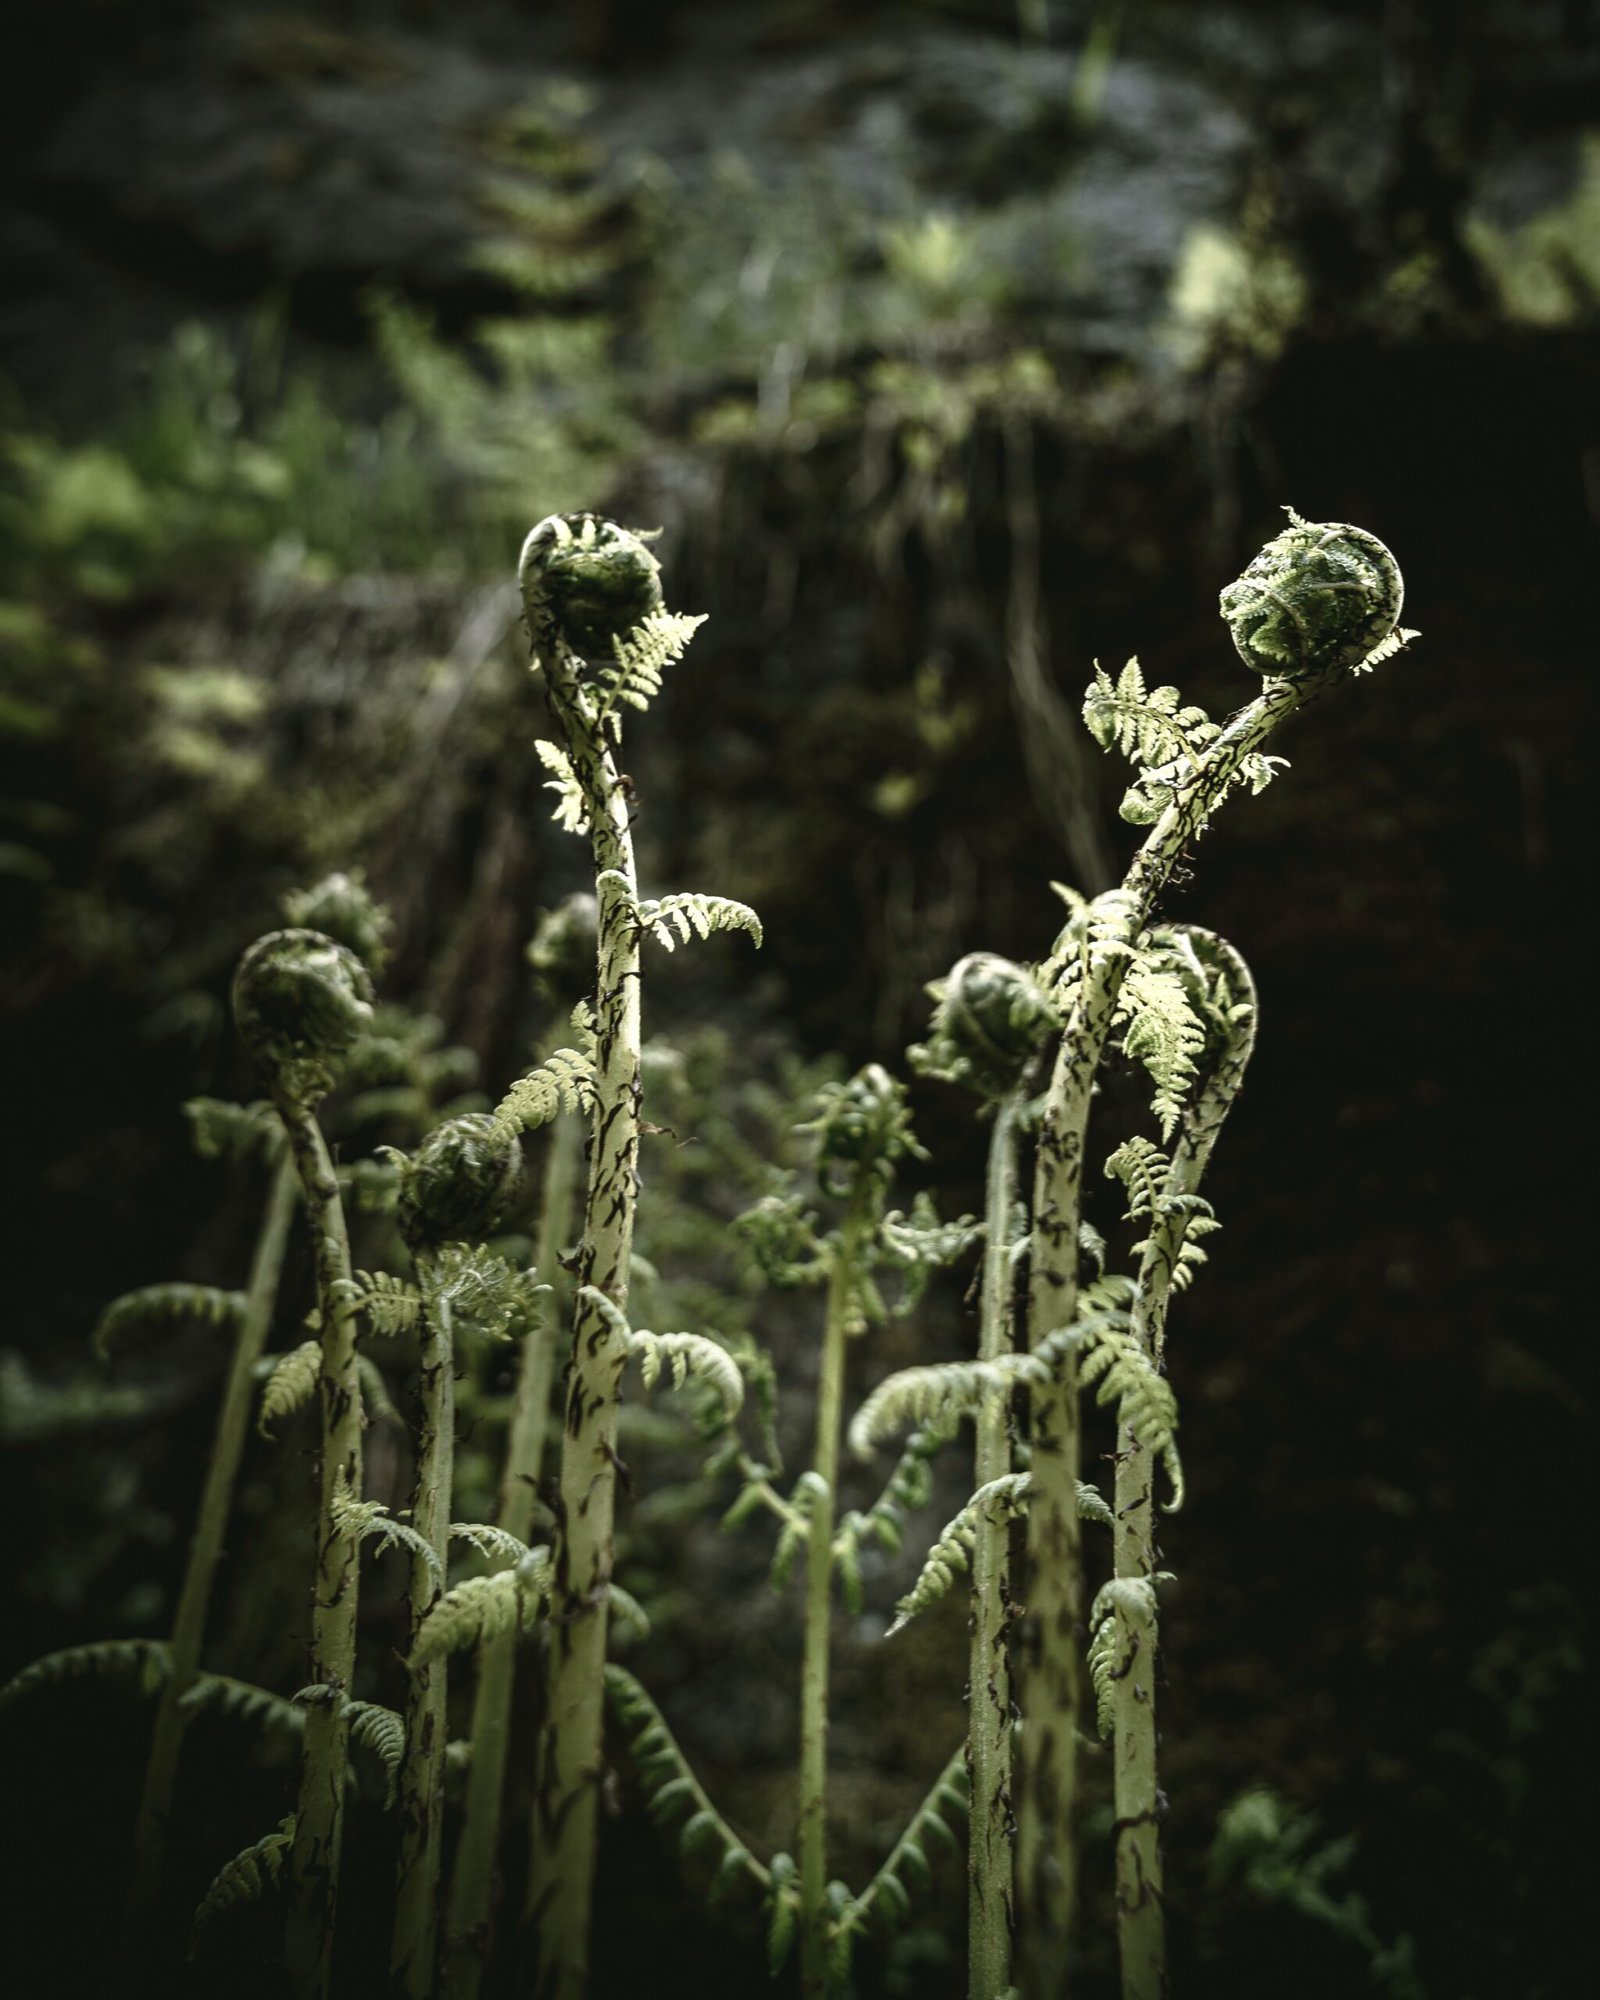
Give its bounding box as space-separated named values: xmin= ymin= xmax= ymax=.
xmin=183 ymin=1096 xmax=283 ymax=1165
xmin=629 ymin=888 xmax=764 ymax=955
xmin=1083 ymin=657 xmax=1220 ymax=770
xmin=832 ymin=1746 xmax=969 ymax=1944
xmin=330 ymin=1479 xmax=443 ymax=1585
xmin=0 ymin=1638 xmax=171 ymax=1713
xmin=448 ymin=1521 xmax=536 ymax=1568
xmin=489 ymin=1048 xmax=596 ymax=1146
xmin=346 ymin=1700 xmax=405 ymax=1807
xmin=888 ymin=1473 xmax=1033 ymax=1636
xmin=534 ymin=739 xmax=590 ymax=835
xmin=591 ymin=611 xmax=707 ymax=726
xmin=340 ymin=1269 xmax=425 ymax=1339
xmin=1087 ymin=1576 xmax=1161 ymax=1739
xmin=1077 ymin=1323 xmax=1184 ymax=1510
xmin=1040 ymin=884 xmax=1143 ymax=1008
xmin=409 ymin=1550 xmax=553 ymax=1666
xmin=177 ymin=1674 xmax=305 ymax=1740
xmin=92 ymin=1283 xmax=246 ymax=1361
xmin=878 ymin=1192 xmax=983 ymax=1317
xmin=425 ymin=1246 xmax=540 ymax=1346
xmin=257 ymin=1339 xmax=320 ymax=1438
xmin=1105 ymin=1136 xmax=1172 ymax=1222
xmin=579 ymin=1285 xmax=745 ymax=1420
xmin=1114 ymin=939 xmax=1209 ymax=1139
xmin=190 ymin=1816 xmax=295 ymax=1954
xmin=848 ymin=1354 xmax=1033 ymax=1458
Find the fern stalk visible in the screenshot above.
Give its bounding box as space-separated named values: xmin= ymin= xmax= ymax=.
xmin=279 ymin=1095 xmax=364 ymax=2000
xmin=798 ymin=1180 xmax=875 ymax=1996
xmin=527 ymin=648 xmax=647 ymax=2000
xmin=1015 ymin=668 xmax=1330 ymax=1994
xmin=391 ymin=1282 xmax=457 ymax=1996
xmin=445 ymin=1110 xmax=580 ymax=2000
xmin=1110 ymin=938 xmax=1255 ymax=2000
xmin=968 ymin=1091 xmax=1024 ymax=2000
xmin=123 ymin=1149 xmax=298 ymax=1952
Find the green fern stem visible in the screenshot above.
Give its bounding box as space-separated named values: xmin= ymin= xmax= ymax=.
xmin=123 ymin=1149 xmax=298 ymax=1954
xmin=528 ymin=654 xmax=646 ymax=2000
xmin=1111 ymin=940 xmax=1255 ymax=2000
xmin=969 ymin=1092 xmax=1024 ymax=2000
xmin=798 ymin=1179 xmax=875 ymax=1997
xmin=446 ymin=1111 xmax=580 ymax=2000
xmin=279 ymin=1096 xmax=364 ymax=2000
xmin=1016 ymin=669 xmax=1322 ymax=1995
xmin=391 ymin=1282 xmax=457 ymax=1997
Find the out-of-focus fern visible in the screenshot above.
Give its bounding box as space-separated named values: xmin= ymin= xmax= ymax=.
xmin=257 ymin=1338 xmax=320 ymax=1437
xmin=92 ymin=1282 xmax=246 ymax=1361
xmin=184 ymin=1096 xmax=284 ymax=1165
xmin=1088 ymin=1577 xmax=1162 ymax=1738
xmin=190 ymin=1816 xmax=295 ymax=1955
xmin=177 ymin=1674 xmax=305 ymax=1740
xmin=832 ymin=1747 xmax=969 ymax=1945
xmin=346 ymin=1700 xmax=405 ymax=1808
xmin=0 ymin=1638 xmax=172 ymax=1712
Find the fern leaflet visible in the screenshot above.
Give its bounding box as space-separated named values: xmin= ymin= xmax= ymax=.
xmin=580 ymin=1285 xmax=745 ymax=1419
xmin=92 ymin=1283 xmax=247 ymax=1361
xmin=489 ymin=1047 xmax=595 ymax=1145
xmin=409 ymin=1550 xmax=553 ymax=1665
xmin=1087 ymin=1576 xmax=1162 ymax=1739
xmin=177 ymin=1674 xmax=305 ymax=1740
xmin=591 ymin=611 xmax=707 ymax=726
xmin=257 ymin=1339 xmax=320 ymax=1437
xmin=330 ymin=1478 xmax=443 ymax=1585
xmin=832 ymin=1746 xmax=969 ymax=1943
xmin=340 ymin=1269 xmax=424 ymax=1339
xmin=534 ymin=739 xmax=590 ymax=834
xmin=0 ymin=1638 xmax=171 ymax=1712
xmin=631 ymin=889 xmax=763 ymax=955
xmin=190 ymin=1816 xmax=295 ymax=1953
xmin=346 ymin=1700 xmax=405 ymax=1808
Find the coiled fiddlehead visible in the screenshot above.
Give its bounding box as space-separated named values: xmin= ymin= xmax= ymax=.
xmin=1218 ymin=508 xmax=1404 ymax=681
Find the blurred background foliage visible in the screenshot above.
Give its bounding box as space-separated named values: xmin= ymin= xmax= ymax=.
xmin=0 ymin=1 xmax=1593 ymax=1995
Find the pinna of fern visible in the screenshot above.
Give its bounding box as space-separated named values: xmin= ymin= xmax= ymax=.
xmin=1011 ymin=514 xmax=1413 ymax=1999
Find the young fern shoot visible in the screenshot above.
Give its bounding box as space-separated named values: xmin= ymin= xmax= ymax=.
xmin=1013 ymin=512 xmax=1413 ymax=1995
xmin=388 ymin=1114 xmax=524 ymax=1998
xmin=513 ymin=514 xmax=760 ymax=2000
xmin=232 ymin=926 xmax=378 ymax=2000
xmin=1101 ymin=925 xmax=1257 ymax=2000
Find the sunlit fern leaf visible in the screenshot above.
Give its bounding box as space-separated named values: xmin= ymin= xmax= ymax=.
xmin=190 ymin=1816 xmax=294 ymax=1955
xmin=888 ymin=1473 xmax=1033 ymax=1635
xmin=591 ymin=611 xmax=707 ymax=727
xmin=631 ymin=889 xmax=763 ymax=955
xmin=448 ymin=1521 xmax=535 ymax=1568
xmin=1087 ymin=1576 xmax=1161 ymax=1739
xmin=1082 ymin=657 xmax=1219 ymax=770
xmin=92 ymin=1283 xmax=247 ymax=1361
xmin=340 ymin=1269 xmax=424 ymax=1339
xmin=833 ymin=1746 xmax=968 ymax=1944
xmin=257 ymin=1339 xmax=320 ymax=1438
xmin=177 ymin=1674 xmax=305 ymax=1740
xmin=357 ymin=1354 xmax=400 ymax=1430
xmin=1105 ymin=1135 xmax=1173 ymax=1223
xmin=331 ymin=1480 xmax=444 ymax=1585
xmin=346 ymin=1701 xmax=405 ymax=1808
xmin=184 ymin=1096 xmax=283 ymax=1165
xmin=409 ymin=1550 xmax=553 ymax=1665
xmin=1351 ymin=625 xmax=1420 ymax=674
xmin=489 ymin=1047 xmax=595 ymax=1146
xmin=534 ymin=739 xmax=590 ymax=834
xmin=0 ymin=1638 xmax=171 ymax=1713
xmin=1114 ymin=942 xmax=1209 ymax=1140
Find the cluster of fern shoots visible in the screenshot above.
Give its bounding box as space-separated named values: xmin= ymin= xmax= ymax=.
xmin=1 ymin=509 xmax=1412 ymax=1998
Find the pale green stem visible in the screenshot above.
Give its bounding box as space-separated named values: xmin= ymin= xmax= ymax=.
xmin=1112 ymin=946 xmax=1256 ymax=2000
xmin=798 ymin=1182 xmax=874 ymax=1997
xmin=529 ymin=658 xmax=644 ymax=2000
xmin=969 ymin=1092 xmax=1023 ymax=2000
xmin=391 ymin=1284 xmax=456 ymax=1996
xmin=123 ymin=1148 xmax=298 ymax=1956
xmin=445 ymin=1112 xmax=580 ymax=2000
xmin=1015 ymin=670 xmax=1317 ymax=1997
xmin=280 ymin=1096 xmax=363 ymax=2000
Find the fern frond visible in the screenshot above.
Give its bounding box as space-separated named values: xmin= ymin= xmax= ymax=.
xmin=848 ymin=1353 xmax=1033 ymax=1457
xmin=631 ymin=889 xmax=763 ymax=955
xmin=834 ymin=1746 xmax=969 ymax=1942
xmin=878 ymin=1193 xmax=983 ymax=1311
xmin=0 ymin=1638 xmax=171 ymax=1712
xmin=1114 ymin=939 xmax=1209 ymax=1139
xmin=534 ymin=738 xmax=590 ymax=834
xmin=92 ymin=1283 xmax=246 ymax=1361
xmin=409 ymin=1550 xmax=553 ymax=1665
xmin=341 ymin=1269 xmax=425 ymax=1339
xmin=1105 ymin=1136 xmax=1173 ymax=1222
xmin=1077 ymin=1323 xmax=1184 ymax=1509
xmin=190 ymin=1816 xmax=294 ymax=1953
xmin=346 ymin=1700 xmax=405 ymax=1808
xmin=1351 ymin=624 xmax=1419 ymax=674
xmin=591 ymin=611 xmax=707 ymax=725
xmin=1083 ymin=657 xmax=1220 ymax=770
xmin=1088 ymin=1576 xmax=1161 ymax=1739
xmin=338 ymin=1154 xmax=403 ymax=1214
xmin=489 ymin=1048 xmax=596 ymax=1146
xmin=426 ymin=1245 xmax=538 ymax=1346
xmin=330 ymin=1480 xmax=444 ymax=1585
xmin=577 ymin=1284 xmax=745 ymax=1420
xmin=177 ymin=1674 xmax=305 ymax=1740
xmin=767 ymin=1852 xmax=801 ymax=1974
xmin=183 ymin=1096 xmax=283 ymax=1165
xmin=448 ymin=1521 xmax=535 ymax=1567
xmin=357 ymin=1353 xmax=400 ymax=1430
xmin=887 ymin=1472 xmax=1032 ymax=1635
xmin=257 ymin=1339 xmax=320 ymax=1438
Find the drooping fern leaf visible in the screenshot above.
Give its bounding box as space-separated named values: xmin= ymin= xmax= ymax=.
xmin=448 ymin=1521 xmax=536 ymax=1568
xmin=1087 ymin=1576 xmax=1162 ymax=1739
xmin=0 ymin=1638 xmax=171 ymax=1712
xmin=409 ymin=1549 xmax=553 ymax=1665
xmin=92 ymin=1283 xmax=247 ymax=1361
xmin=190 ymin=1816 xmax=295 ymax=1954
xmin=887 ymin=1473 xmax=1033 ymax=1636
xmin=1077 ymin=1322 xmax=1184 ymax=1510
xmin=177 ymin=1674 xmax=305 ymax=1741
xmin=534 ymin=739 xmax=590 ymax=835
xmin=357 ymin=1353 xmax=400 ymax=1430
xmin=848 ymin=1353 xmax=1032 ymax=1457
xmin=627 ymin=888 xmax=764 ymax=955
xmin=608 ymin=1666 xmax=772 ymax=1903
xmin=257 ymin=1339 xmax=321 ymax=1438
xmin=330 ymin=1477 xmax=444 ymax=1585
xmin=832 ymin=1746 xmax=969 ymax=1944
xmin=489 ymin=1047 xmax=596 ymax=1146
xmin=346 ymin=1700 xmax=405 ymax=1808
xmin=833 ymin=1423 xmax=948 ymax=1613
xmin=580 ymin=1285 xmax=745 ymax=1420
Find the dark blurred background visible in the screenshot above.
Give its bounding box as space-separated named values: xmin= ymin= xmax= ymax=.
xmin=1 ymin=2 xmax=1593 ymax=1996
